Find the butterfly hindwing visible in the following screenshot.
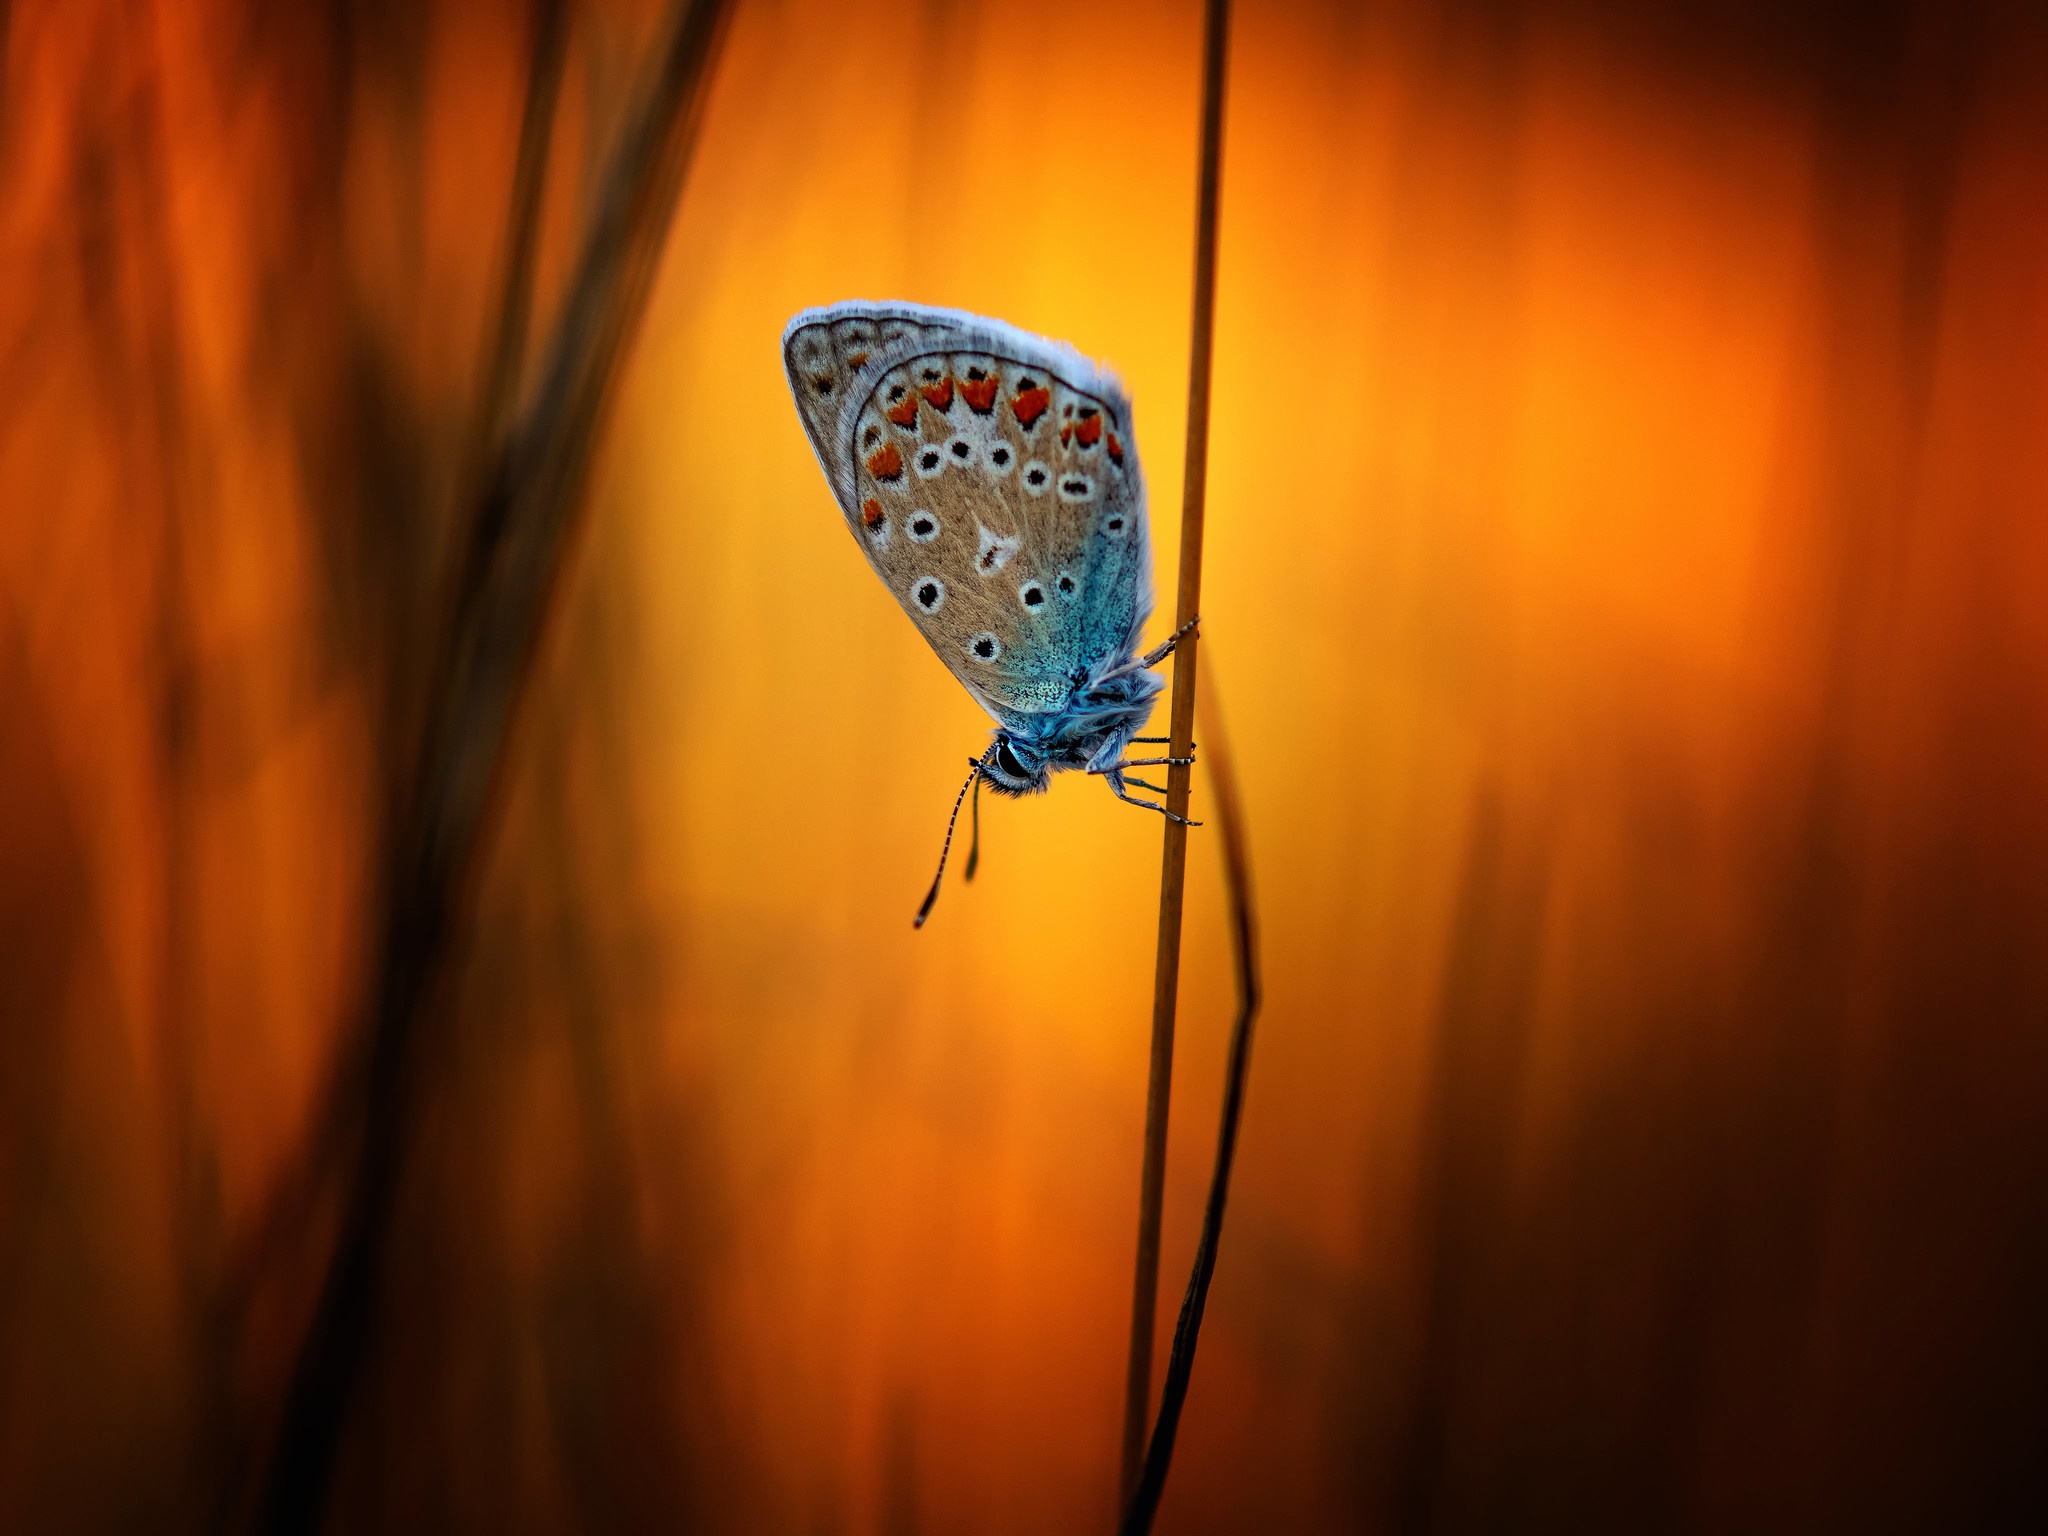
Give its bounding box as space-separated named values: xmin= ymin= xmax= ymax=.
xmin=782 ymin=302 xmax=1151 ymax=729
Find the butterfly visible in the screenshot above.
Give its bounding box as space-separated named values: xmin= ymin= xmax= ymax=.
xmin=782 ymin=300 xmax=1197 ymax=925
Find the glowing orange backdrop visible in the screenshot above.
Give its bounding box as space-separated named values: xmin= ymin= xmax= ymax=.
xmin=5 ymin=1 xmax=2047 ymax=1531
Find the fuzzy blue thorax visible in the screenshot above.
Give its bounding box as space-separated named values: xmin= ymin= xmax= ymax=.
xmin=979 ymin=664 xmax=1165 ymax=796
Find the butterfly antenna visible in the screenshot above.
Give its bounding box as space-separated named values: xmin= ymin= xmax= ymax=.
xmin=963 ymin=767 xmax=985 ymax=883
xmin=914 ymin=747 xmax=996 ymax=929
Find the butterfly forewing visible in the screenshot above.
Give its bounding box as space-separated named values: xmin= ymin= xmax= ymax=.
xmin=782 ymin=302 xmax=1150 ymax=729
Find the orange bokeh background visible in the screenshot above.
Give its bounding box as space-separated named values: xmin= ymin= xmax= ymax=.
xmin=6 ymin=1 xmax=2048 ymax=1531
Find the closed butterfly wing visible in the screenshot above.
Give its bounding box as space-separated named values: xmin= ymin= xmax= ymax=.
xmin=782 ymin=301 xmax=1151 ymax=730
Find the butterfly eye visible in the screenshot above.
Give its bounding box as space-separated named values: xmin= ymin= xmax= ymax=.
xmin=968 ymin=633 xmax=1002 ymax=663
xmin=1057 ymin=473 xmax=1096 ymax=504
xmin=908 ymin=512 xmax=940 ymax=543
xmin=1021 ymin=461 xmax=1051 ymax=496
xmin=914 ymin=445 xmax=946 ymax=479
xmin=911 ymin=577 xmax=946 ymax=614
xmin=1055 ymin=571 xmax=1078 ymax=597
xmin=995 ymin=738 xmax=1031 ymax=780
xmin=1019 ymin=581 xmax=1046 ymax=610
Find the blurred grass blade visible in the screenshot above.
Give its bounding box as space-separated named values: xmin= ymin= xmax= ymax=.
xmin=252 ymin=4 xmax=733 ymax=1531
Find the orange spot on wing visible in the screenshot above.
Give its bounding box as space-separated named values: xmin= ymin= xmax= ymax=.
xmin=1060 ymin=425 xmax=1072 ymax=447
xmin=886 ymin=394 xmax=919 ymax=427
xmin=1075 ymin=413 xmax=1103 ymax=447
xmin=1107 ymin=433 xmax=1125 ymax=464
xmin=846 ymin=350 xmax=869 ymax=368
xmin=861 ymin=498 xmax=885 ymax=528
xmin=1012 ymin=385 xmax=1051 ymax=428
xmin=961 ymin=374 xmax=1000 ymax=413
xmin=919 ymin=378 xmax=954 ymax=411
xmin=866 ymin=443 xmax=903 ymax=481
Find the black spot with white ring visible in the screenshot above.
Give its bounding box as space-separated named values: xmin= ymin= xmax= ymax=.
xmin=912 ymin=577 xmax=946 ymax=614
xmin=985 ymin=442 xmax=1015 ymax=476
xmin=1103 ymin=512 xmax=1128 ymax=539
xmin=907 ymin=511 xmax=940 ymax=543
xmin=1021 ymin=460 xmax=1051 ymax=496
xmin=1055 ymin=571 xmax=1078 ymax=597
xmin=914 ymin=444 xmax=945 ymax=479
xmin=1019 ymin=580 xmax=1047 ymax=611
xmin=947 ymin=434 xmax=975 ymax=465
xmin=1057 ymin=473 xmax=1096 ymax=504
xmin=968 ymin=632 xmax=1001 ymax=663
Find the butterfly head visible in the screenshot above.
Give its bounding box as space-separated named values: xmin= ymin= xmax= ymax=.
xmin=979 ymin=732 xmax=1051 ymax=797
xmin=979 ymin=667 xmax=1164 ymax=798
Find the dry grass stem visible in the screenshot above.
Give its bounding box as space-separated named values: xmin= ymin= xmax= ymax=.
xmin=1121 ymin=0 xmax=1234 ymax=1518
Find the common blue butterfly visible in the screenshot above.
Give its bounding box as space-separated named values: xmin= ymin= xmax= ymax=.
xmin=782 ymin=301 xmax=1196 ymax=924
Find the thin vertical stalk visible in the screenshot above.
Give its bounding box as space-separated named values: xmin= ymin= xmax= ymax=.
xmin=1121 ymin=0 xmax=1231 ymax=1507
xmin=1120 ymin=666 xmax=1261 ymax=1536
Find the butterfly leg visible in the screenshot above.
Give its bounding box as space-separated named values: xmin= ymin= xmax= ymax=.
xmin=1130 ymin=737 xmax=1195 ymax=747
xmin=1104 ymin=774 xmax=1202 ymax=826
xmin=1094 ymin=616 xmax=1201 ymax=685
xmin=1092 ymin=755 xmax=1194 ymax=771
xmin=1135 ymin=614 xmax=1201 ymax=670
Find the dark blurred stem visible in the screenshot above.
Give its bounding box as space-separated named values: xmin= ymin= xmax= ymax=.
xmin=1119 ymin=665 xmax=1260 ymax=1535
xmin=1121 ymin=0 xmax=1231 ymax=1511
xmin=464 ymin=0 xmax=566 ymax=487
xmin=251 ymin=3 xmax=731 ymax=1531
